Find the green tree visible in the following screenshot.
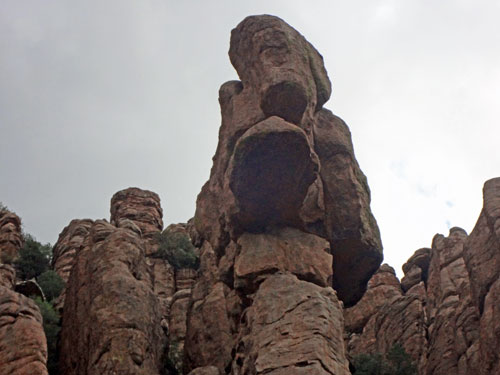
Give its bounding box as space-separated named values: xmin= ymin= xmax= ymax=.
xmin=152 ymin=231 xmax=199 ymax=270
xmin=33 ymin=297 xmax=60 ymax=375
xmin=37 ymin=270 xmax=65 ymax=302
xmin=352 ymin=344 xmax=417 ymax=375
xmin=14 ymin=234 xmax=52 ymax=280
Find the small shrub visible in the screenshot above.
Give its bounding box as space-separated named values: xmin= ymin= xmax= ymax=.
xmin=152 ymin=231 xmax=199 ymax=270
xmin=33 ymin=297 xmax=60 ymax=375
xmin=37 ymin=270 xmax=65 ymax=302
xmin=14 ymin=234 xmax=52 ymax=280
xmin=352 ymin=344 xmax=417 ymax=375
xmin=165 ymin=340 xmax=183 ymax=375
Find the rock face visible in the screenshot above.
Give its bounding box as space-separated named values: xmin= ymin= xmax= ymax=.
xmin=186 ymin=14 xmax=380 ymax=375
xmin=0 ymin=286 xmax=48 ymax=375
xmin=59 ymin=218 xmax=167 ymax=374
xmin=463 ymin=177 xmax=500 ymax=375
xmin=344 ymin=179 xmax=500 ymax=375
xmin=51 ymin=219 xmax=93 ymax=311
xmin=110 ymin=188 xmax=163 ymax=255
xmin=0 ymin=209 xmax=23 ymax=262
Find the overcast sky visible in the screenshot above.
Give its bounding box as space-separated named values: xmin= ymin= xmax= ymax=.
xmin=1 ymin=1 xmax=499 ymax=277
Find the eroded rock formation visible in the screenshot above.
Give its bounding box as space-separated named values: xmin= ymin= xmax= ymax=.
xmin=186 ymin=14 xmax=382 ymax=375
xmin=0 ymin=209 xmax=23 ymax=262
xmin=345 ymin=178 xmax=500 ymax=375
xmin=59 ymin=220 xmax=167 ymax=375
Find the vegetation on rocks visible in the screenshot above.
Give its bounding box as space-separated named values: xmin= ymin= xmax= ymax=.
xmin=352 ymin=343 xmax=417 ymax=375
xmin=14 ymin=234 xmax=52 ymax=279
xmin=34 ymin=297 xmax=61 ymax=375
xmin=152 ymin=230 xmax=199 ymax=270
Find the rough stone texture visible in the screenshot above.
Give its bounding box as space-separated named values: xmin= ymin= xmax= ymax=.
xmin=0 ymin=209 xmax=23 ymax=262
xmin=0 ymin=286 xmax=48 ymax=375
xmin=176 ymin=268 xmax=197 ymax=291
xmin=52 ymin=219 xmax=93 ymax=284
xmin=234 ymin=227 xmax=332 ymax=293
xmin=193 ymin=14 xmax=382 ymax=307
xmin=0 ymin=265 xmax=15 ymax=289
xmin=51 ymin=219 xmax=93 ymax=311
xmin=232 ymin=274 xmax=350 ymax=375
xmin=188 ymin=366 xmax=221 ymax=375
xmin=59 ymin=220 xmax=167 ymax=375
xmin=425 ymin=228 xmax=480 ymax=375
xmin=463 ymin=177 xmax=500 ymax=375
xmin=401 ymin=247 xmax=431 ymax=293
xmin=344 ymin=264 xmax=402 ymax=334
xmin=149 ymin=257 xmax=175 ymax=321
xmin=110 ymin=187 xmax=163 ymax=255
xmin=186 ymin=14 xmax=377 ymax=375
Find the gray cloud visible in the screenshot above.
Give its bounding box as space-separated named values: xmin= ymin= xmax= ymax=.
xmin=1 ymin=1 xmax=499 ymax=276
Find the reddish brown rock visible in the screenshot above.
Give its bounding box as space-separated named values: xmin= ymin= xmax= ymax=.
xmin=234 ymin=227 xmax=332 ymax=293
xmin=51 ymin=219 xmax=93 ymax=310
xmin=401 ymin=247 xmax=430 ymax=292
xmin=176 ymin=268 xmax=197 ymax=291
xmin=0 ymin=264 xmax=15 ymax=289
xmin=425 ymin=228 xmax=480 ymax=375
xmin=463 ymin=177 xmax=500 ymax=375
xmin=188 ymin=366 xmax=221 ymax=375
xmin=232 ymin=274 xmax=350 ymax=375
xmin=0 ymin=209 xmax=23 ymax=262
xmin=344 ymin=264 xmax=402 ymax=334
xmin=0 ymin=286 xmax=48 ymax=375
xmin=313 ymin=109 xmax=383 ymax=306
xmin=149 ymin=257 xmax=175 ymax=320
xmin=59 ymin=220 xmax=167 ymax=375
xmin=110 ymin=188 xmax=163 ymax=254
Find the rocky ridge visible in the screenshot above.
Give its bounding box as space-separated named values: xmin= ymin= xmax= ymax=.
xmin=345 ymin=177 xmax=500 ymax=375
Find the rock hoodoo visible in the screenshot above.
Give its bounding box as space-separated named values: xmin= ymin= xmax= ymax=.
xmin=186 ymin=14 xmax=382 ymax=375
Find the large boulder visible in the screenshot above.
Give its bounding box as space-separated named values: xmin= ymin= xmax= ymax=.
xmin=0 ymin=286 xmax=48 ymax=375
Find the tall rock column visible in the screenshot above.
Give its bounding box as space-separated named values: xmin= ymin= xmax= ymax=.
xmin=0 ymin=208 xmax=48 ymax=375
xmin=463 ymin=177 xmax=500 ymax=375
xmin=59 ymin=188 xmax=167 ymax=375
xmin=186 ymin=14 xmax=382 ymax=375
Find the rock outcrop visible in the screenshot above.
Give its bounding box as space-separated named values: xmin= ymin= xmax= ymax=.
xmin=463 ymin=177 xmax=500 ymax=375
xmin=0 ymin=209 xmax=23 ymax=263
xmin=344 ymin=179 xmax=500 ymax=375
xmin=0 ymin=286 xmax=48 ymax=375
xmin=186 ymin=14 xmax=381 ymax=375
xmin=194 ymin=14 xmax=382 ymax=308
xmin=110 ymin=188 xmax=163 ymax=255
xmin=59 ymin=218 xmax=167 ymax=374
xmin=51 ymin=219 xmax=93 ymax=311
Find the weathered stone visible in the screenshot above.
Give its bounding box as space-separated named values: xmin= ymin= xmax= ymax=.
xmin=184 ymin=282 xmax=233 ymax=374
xmin=234 ymin=227 xmax=332 ymax=293
xmin=425 ymin=228 xmax=480 ymax=375
xmin=228 ymin=117 xmax=319 ymax=231
xmin=463 ymin=177 xmax=500 ymax=375
xmin=0 ymin=265 xmax=15 ymax=289
xmin=59 ymin=220 xmax=166 ymax=375
xmin=232 ymin=274 xmax=350 ymax=375
xmin=51 ymin=219 xmax=93 ymax=311
xmin=110 ymin=188 xmax=163 ymax=254
xmin=313 ymin=109 xmax=383 ymax=306
xmin=0 ymin=286 xmax=48 ymax=375
xmin=344 ymin=264 xmax=402 ymax=334
xmin=0 ymin=209 xmax=23 ymax=262
xmin=188 ymin=366 xmax=221 ymax=375
xmin=176 ymin=268 xmax=197 ymax=291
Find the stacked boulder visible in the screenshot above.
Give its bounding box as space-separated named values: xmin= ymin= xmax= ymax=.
xmin=185 ymin=15 xmax=382 ymax=375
